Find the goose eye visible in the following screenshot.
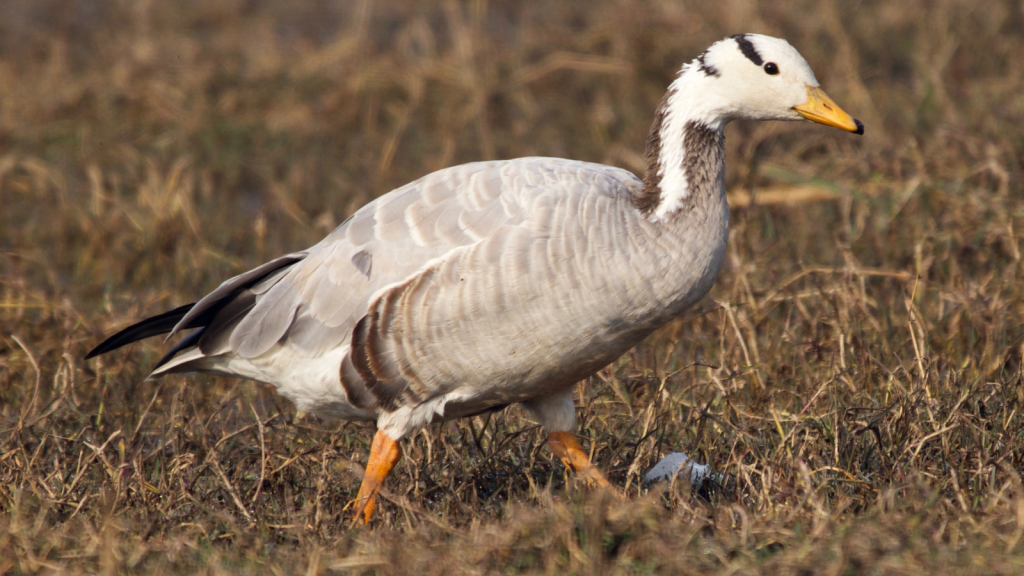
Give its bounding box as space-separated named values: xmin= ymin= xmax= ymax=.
xmin=764 ymin=62 xmax=779 ymax=75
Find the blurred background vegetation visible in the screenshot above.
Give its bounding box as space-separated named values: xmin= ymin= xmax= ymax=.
xmin=2 ymin=0 xmax=1024 ymax=574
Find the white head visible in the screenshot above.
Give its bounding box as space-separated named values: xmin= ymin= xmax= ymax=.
xmin=684 ymin=34 xmax=863 ymax=130
xmin=642 ymin=34 xmax=862 ymax=219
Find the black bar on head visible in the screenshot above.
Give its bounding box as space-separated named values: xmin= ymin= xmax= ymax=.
xmin=731 ymin=34 xmax=763 ymax=66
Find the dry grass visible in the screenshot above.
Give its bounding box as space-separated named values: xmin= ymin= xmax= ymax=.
xmin=3 ymin=0 xmax=1024 ymax=573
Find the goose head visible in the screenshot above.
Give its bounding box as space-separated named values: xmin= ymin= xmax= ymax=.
xmin=680 ymin=33 xmax=863 ymax=133
xmin=640 ymin=34 xmax=863 ymax=219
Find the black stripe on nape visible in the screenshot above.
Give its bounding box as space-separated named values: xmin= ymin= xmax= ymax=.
xmin=731 ymin=34 xmax=763 ymax=66
xmin=696 ymin=52 xmax=719 ymax=77
xmin=636 ymin=89 xmax=676 ymax=215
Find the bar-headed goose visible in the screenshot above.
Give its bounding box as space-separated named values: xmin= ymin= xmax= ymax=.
xmin=87 ymin=33 xmax=862 ymax=523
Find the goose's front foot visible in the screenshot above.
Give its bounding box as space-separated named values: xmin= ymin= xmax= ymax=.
xmin=351 ymin=429 xmax=401 ymax=525
xmin=546 ymin=431 xmax=618 ymax=494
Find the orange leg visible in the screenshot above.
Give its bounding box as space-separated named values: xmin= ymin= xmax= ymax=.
xmin=352 ymin=429 xmax=401 ymax=524
xmin=547 ymin=431 xmax=613 ymax=489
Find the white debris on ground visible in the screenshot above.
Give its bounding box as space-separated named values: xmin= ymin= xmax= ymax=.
xmin=644 ymin=452 xmax=714 ymax=487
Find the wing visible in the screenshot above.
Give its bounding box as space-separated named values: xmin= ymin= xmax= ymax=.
xmin=231 ymin=158 xmax=530 ymax=360
xmin=342 ymin=160 xmax=652 ymax=412
xmin=161 ymin=161 xmax=508 ymax=369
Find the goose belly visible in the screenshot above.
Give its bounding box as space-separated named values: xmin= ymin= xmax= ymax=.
xmin=207 ymin=345 xmax=376 ymax=422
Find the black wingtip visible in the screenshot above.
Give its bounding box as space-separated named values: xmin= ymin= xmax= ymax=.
xmin=853 ymin=119 xmax=865 ymax=135
xmin=84 ymin=302 xmax=197 ymax=360
xmin=85 ymin=336 xmax=122 ymax=360
xmin=85 ymin=332 xmax=132 ymax=360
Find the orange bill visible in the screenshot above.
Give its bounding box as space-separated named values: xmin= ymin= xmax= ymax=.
xmin=793 ymin=85 xmax=864 ymax=135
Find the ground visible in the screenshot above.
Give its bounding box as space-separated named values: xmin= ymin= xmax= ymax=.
xmin=2 ymin=0 xmax=1024 ymax=574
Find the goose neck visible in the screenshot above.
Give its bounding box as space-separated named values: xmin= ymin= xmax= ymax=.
xmin=634 ymin=73 xmax=728 ymax=221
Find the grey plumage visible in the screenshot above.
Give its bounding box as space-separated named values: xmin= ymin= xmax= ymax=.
xmin=351 ymin=251 xmax=372 ymax=279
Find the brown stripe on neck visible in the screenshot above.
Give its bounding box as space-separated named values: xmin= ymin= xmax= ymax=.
xmin=679 ymin=121 xmax=725 ymax=213
xmin=635 ymin=90 xmax=725 ymax=217
xmin=634 ymin=89 xmax=674 ymax=216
